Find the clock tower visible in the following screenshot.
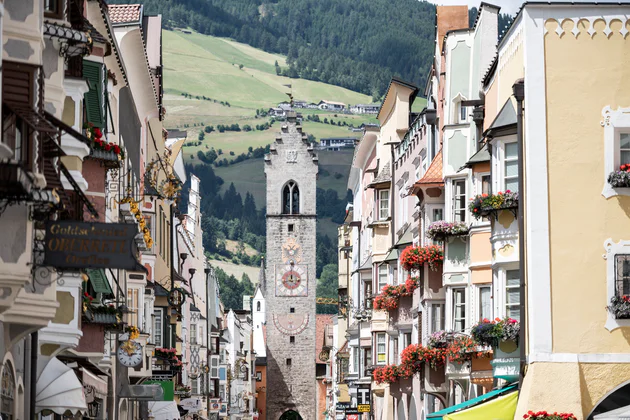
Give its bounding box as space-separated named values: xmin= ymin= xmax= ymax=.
xmin=264 ymin=111 xmax=318 ymax=420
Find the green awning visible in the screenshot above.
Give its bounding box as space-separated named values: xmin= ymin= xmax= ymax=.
xmin=86 ymin=269 xmax=113 ymax=297
xmin=144 ymin=380 xmax=174 ymax=401
xmin=426 ymin=385 xmax=517 ymax=419
xmin=383 ymin=248 xmax=399 ymax=262
xmin=395 ymin=229 xmax=413 ymax=247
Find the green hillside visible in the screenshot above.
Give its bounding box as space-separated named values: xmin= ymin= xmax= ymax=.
xmin=163 ymin=30 xmax=382 ymax=157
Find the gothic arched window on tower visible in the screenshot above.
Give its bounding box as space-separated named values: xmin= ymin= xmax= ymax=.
xmin=282 ymin=181 xmax=300 ymax=215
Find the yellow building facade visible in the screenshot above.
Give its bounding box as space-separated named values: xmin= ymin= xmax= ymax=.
xmin=483 ymin=4 xmax=630 ymax=418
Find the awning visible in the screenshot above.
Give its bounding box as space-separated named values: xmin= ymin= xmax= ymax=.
xmin=180 ymin=398 xmax=202 ymax=413
xmin=383 ymin=248 xmax=399 ymax=262
xmin=148 ymin=401 xmax=181 ymax=420
xmin=426 ymin=384 xmax=517 ymax=419
xmin=81 ymin=367 xmax=108 ymax=400
xmin=594 ymin=404 xmax=630 ymax=419
xmin=86 ymin=269 xmax=113 ymax=297
xmin=36 ymin=357 xmax=87 ymax=415
xmin=442 ymin=391 xmax=518 ymax=420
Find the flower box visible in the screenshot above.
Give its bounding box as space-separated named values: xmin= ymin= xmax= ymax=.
xmin=607 ymin=295 xmax=630 ymax=319
xmin=523 ymin=411 xmax=577 ymax=420
xmin=426 ymin=221 xmax=468 ymax=241
xmin=471 ymin=317 xmax=520 ymax=348
xmin=372 ymin=277 xmax=419 ymax=311
xmin=468 ymin=191 xmax=518 ymax=220
xmin=400 ymin=245 xmax=444 ymax=271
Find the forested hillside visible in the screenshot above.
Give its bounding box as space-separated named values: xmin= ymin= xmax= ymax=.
xmin=108 ymin=0 xmax=437 ymax=98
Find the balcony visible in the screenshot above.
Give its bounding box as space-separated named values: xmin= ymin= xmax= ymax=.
xmin=39 ymin=273 xmax=84 ymax=353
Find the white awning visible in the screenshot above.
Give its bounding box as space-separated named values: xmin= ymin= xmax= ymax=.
xmin=149 ymin=401 xmax=181 ymax=420
xmin=180 ymin=398 xmax=202 ymax=413
xmin=36 ymin=357 xmax=87 ymax=415
xmin=594 ymin=404 xmax=630 ymax=419
xmin=81 ymin=367 xmax=108 ymax=400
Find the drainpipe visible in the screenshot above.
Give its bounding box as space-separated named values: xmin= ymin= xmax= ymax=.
xmin=30 ymin=331 xmax=38 ymax=420
xmin=512 ymin=79 xmax=526 ymax=390
xmin=390 ymin=144 xmax=396 ymax=250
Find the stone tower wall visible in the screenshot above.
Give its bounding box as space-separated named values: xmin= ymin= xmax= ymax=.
xmin=264 ymin=113 xmax=318 ymax=420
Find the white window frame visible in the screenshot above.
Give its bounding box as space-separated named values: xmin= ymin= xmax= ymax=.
xmin=492 ymin=135 xmax=518 ymax=194
xmin=602 ymin=106 xmax=630 ymax=198
xmin=460 ymin=104 xmax=468 ymax=123
xmin=352 ymin=346 xmax=359 ymax=373
xmin=378 ymin=189 xmax=390 ymax=221
xmin=493 ymin=263 xmax=519 ymax=320
xmin=377 ymin=265 xmax=388 ymax=291
xmin=451 ymin=179 xmax=467 ymax=223
xmin=450 ymin=288 xmax=467 ymax=332
xmin=126 ymin=287 xmax=141 ymax=328
xmin=429 ymin=302 xmax=445 ymax=334
xmin=604 ymin=239 xmax=630 ymax=331
xmin=476 ymin=285 xmax=492 ymax=322
xmin=191 ymin=377 xmax=199 ymax=395
xmin=503 ymin=141 xmax=519 ymax=193
xmin=505 ymin=269 xmax=521 ymax=321
xmin=190 ymin=323 xmax=198 ymax=345
xmin=153 ymin=308 xmax=163 ymax=347
xmin=376 ymin=333 xmax=386 ymax=365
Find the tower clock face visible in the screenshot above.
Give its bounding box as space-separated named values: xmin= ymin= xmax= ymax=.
xmin=275 ymin=264 xmax=308 ymax=296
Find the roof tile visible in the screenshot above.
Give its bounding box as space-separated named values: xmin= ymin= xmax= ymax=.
xmin=417 ymin=149 xmax=443 ymax=185
xmin=108 ymin=4 xmax=142 ymax=24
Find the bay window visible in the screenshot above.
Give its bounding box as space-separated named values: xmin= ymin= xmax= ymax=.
xmin=378 ymin=189 xmax=389 ymax=220
xmin=153 ymin=308 xmax=163 ymax=347
xmin=504 ymin=142 xmax=518 ymax=192
xmin=505 ymin=270 xmax=520 ymax=321
xmin=376 ymin=333 xmax=386 ymax=364
xmin=127 ymin=288 xmax=140 ymax=327
xmin=452 ymin=288 xmax=466 ymax=332
xmin=478 ymin=286 xmax=492 ymax=321
xmin=452 ymin=180 xmax=466 ymax=222
xmin=378 ymin=265 xmax=388 ymax=291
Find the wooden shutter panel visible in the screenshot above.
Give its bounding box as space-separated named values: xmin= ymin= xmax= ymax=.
xmin=83 ymin=60 xmax=105 ymax=128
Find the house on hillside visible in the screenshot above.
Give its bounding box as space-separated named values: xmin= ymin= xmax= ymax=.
xmin=306 ymin=102 xmax=318 ymax=109
xmin=318 ymin=137 xmax=357 ymax=151
xmin=350 ymin=104 xmax=380 ymax=114
xmin=268 ymin=107 xmax=286 ymax=118
xmin=293 ymin=100 xmax=308 ymax=108
xmin=278 ymin=103 xmax=292 ymax=111
xmin=318 ymin=100 xmax=346 ymax=111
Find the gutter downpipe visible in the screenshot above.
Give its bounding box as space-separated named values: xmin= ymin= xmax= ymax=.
xmin=513 ymin=79 xmax=526 ymax=390
xmin=30 ymin=331 xmax=37 ymax=420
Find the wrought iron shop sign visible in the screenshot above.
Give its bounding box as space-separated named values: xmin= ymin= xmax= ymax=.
xmin=44 ymin=221 xmax=146 ymax=271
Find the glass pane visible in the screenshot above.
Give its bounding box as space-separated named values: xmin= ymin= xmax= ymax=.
xmin=506 ymin=271 xmax=520 ymax=286
xmin=621 ymin=151 xmax=630 ymax=165
xmin=506 ymin=289 xmax=520 ymax=304
xmin=482 ymin=176 xmax=491 ymax=195
xmin=433 ymin=208 xmax=443 ymax=221
xmin=380 ymin=190 xmax=389 ymax=201
xmin=508 ymin=307 xmax=520 ymax=321
xmin=505 ymin=178 xmax=519 ymax=192
xmin=505 ymin=142 xmax=518 ymax=158
xmin=505 ymin=160 xmax=518 ymax=177
xmin=455 ymin=290 xmax=465 ymax=304
xmin=620 ymin=133 xmax=630 ymax=149
xmin=456 ymin=305 xmax=466 ymax=319
xmin=480 ymin=287 xmax=491 ymax=320
xmin=455 ymin=181 xmax=465 ymax=196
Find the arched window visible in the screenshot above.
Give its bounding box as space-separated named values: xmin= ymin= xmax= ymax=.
xmin=256 ymin=301 xmax=261 ymax=311
xmin=1 ymin=361 xmax=15 ymax=420
xmin=282 ymin=182 xmax=300 ymax=215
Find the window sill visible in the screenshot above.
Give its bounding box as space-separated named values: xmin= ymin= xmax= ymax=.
xmin=605 ymin=316 xmax=630 ymax=332
xmin=602 ymin=183 xmax=630 ymax=199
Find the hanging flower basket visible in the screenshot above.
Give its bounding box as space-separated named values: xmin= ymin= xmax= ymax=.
xmin=426 ymin=221 xmax=468 ymax=241
xmin=155 ymin=347 xmax=178 ymax=360
xmin=523 ymin=411 xmax=577 ymax=420
xmin=607 ymin=295 xmax=630 ymax=319
xmin=468 ymin=191 xmax=518 ymax=220
xmin=608 ymin=164 xmax=630 ymax=188
xmin=400 ymin=245 xmax=444 ymax=271
xmin=84 ymin=122 xmax=125 ymax=159
xmin=372 ymin=277 xmax=419 ymax=311
xmin=471 ymin=317 xmax=520 ymax=347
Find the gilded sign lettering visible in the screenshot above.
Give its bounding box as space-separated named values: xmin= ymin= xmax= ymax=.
xmin=43 ymin=221 xmax=147 ymax=272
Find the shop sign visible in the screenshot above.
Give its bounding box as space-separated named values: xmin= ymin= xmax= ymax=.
xmin=336 ymin=402 xmax=351 ymax=411
xmin=209 ymin=399 xmax=220 ymax=412
xmin=43 ymin=221 xmax=146 ymax=272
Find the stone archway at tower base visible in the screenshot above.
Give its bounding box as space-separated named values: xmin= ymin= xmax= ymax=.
xmin=279 ymin=409 xmax=303 ymax=420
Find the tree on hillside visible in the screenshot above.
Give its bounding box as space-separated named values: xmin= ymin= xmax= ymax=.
xmin=317 ymin=263 xmax=339 ymax=315
xmin=198 ymin=131 xmax=205 ymax=140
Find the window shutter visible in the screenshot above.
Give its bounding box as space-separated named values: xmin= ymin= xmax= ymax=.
xmin=83 ymin=60 xmax=105 ymax=128
xmin=210 ymin=355 xmax=220 ymax=379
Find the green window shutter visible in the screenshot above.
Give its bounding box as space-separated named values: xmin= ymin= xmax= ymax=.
xmin=83 ymin=60 xmax=105 ymax=128
xmin=86 ymin=268 xmax=113 ymax=297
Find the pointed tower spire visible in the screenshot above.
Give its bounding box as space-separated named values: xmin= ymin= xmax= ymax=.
xmin=258 ymin=255 xmax=266 ymax=294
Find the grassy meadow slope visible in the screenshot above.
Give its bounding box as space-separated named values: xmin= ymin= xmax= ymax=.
xmin=163 ymin=30 xmax=379 ymax=157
